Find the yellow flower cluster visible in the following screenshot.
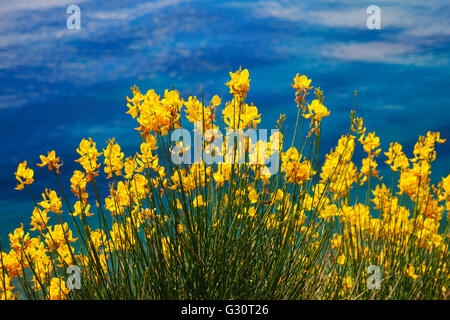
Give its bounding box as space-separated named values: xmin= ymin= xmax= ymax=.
xmin=281 ymin=147 xmax=315 ymax=184
xmin=37 ymin=150 xmax=63 ymax=173
xmin=14 ymin=161 xmax=34 ymax=190
xmin=1 ymin=68 xmax=448 ymax=300
xmin=222 ymin=97 xmax=261 ymax=130
xmin=127 ymin=87 xmax=182 ymax=137
xmin=226 ymin=67 xmax=250 ymax=97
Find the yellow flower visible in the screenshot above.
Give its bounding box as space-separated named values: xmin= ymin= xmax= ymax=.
xmin=406 ymin=264 xmax=420 ymax=280
xmin=30 ymin=207 xmax=50 ymax=232
xmin=359 ymin=156 xmax=379 ymax=185
xmin=281 ymin=148 xmax=315 ymax=184
xmin=337 ymin=254 xmax=346 ymax=266
xmin=48 ymin=278 xmax=70 ymax=300
xmin=45 ymin=223 xmax=77 ymax=251
xmin=351 ymin=117 xmax=366 ymax=138
xmin=9 ymin=223 xmax=30 ymax=251
xmin=124 ymin=157 xmax=142 ymax=179
xmin=177 ymin=224 xmax=185 ymax=234
xmin=176 ymin=198 xmax=183 ymax=210
xmin=343 ymin=276 xmax=353 ymax=291
xmin=398 ymin=168 xmax=420 ymax=197
xmin=248 ymin=188 xmax=258 ymax=204
xmin=126 ymin=85 xmax=142 ymax=117
xmin=75 ymin=138 xmax=102 ymax=182
xmin=275 ymin=189 xmax=284 ymax=201
xmin=14 ymin=161 xmax=34 ymax=190
xmin=320 ymin=204 xmax=339 ymax=221
xmin=212 ymin=220 xmax=220 ymax=228
xmin=384 ymin=142 xmax=409 ymax=172
xmin=193 ymin=194 xmax=206 ymax=207
xmin=38 ymin=189 xmax=62 ymax=214
xmin=213 ymin=164 xmax=232 ymax=186
xmin=292 ymin=74 xmax=312 ymax=92
xmin=131 ymin=88 xmax=181 ymax=137
xmin=359 ymin=132 xmax=380 ymax=156
xmin=0 ymin=273 xmax=15 ymax=300
xmin=222 ymin=97 xmax=261 ymax=130
xmin=302 ymin=99 xmax=330 ymax=121
xmin=38 ymin=189 xmax=62 ymax=213
xmin=103 ymin=138 xmax=124 ymax=179
xmin=184 ymin=95 xmax=214 ymax=131
xmin=109 ymin=221 xmax=136 ymax=249
xmin=411 ymin=132 xmax=445 ymax=163
xmin=439 ymin=174 xmax=450 ymax=202
xmin=137 ymin=140 xmax=158 ymax=169
xmin=226 ymin=67 xmax=250 ymax=97
xmin=331 ymin=234 xmax=342 ymax=249
xmin=37 ymin=150 xmax=63 ymax=173
xmin=211 ymin=95 xmax=221 ymax=107
xmin=72 ymin=200 xmax=94 ymax=218
xmin=70 ymin=170 xmax=87 ymax=195
xmin=89 ymin=229 xmax=106 ymax=251
xmin=291 ymin=74 xmax=313 ymax=105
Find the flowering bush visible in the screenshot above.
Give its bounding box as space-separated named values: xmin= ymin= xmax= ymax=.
xmin=1 ymin=68 xmax=449 ymax=300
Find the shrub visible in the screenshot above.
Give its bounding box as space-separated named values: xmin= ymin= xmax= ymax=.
xmin=2 ymin=68 xmax=449 ymax=300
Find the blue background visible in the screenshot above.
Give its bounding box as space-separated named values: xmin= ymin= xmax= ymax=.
xmin=0 ymin=0 xmax=449 ymax=242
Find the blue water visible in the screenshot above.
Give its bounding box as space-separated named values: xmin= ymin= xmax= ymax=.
xmin=0 ymin=0 xmax=449 ymax=243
